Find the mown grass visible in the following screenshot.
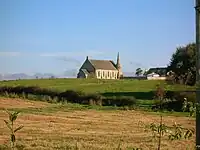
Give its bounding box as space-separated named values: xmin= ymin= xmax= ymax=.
xmin=0 ymin=98 xmax=195 ymax=150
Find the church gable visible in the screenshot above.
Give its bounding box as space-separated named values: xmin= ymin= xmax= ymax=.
xmin=79 ymin=58 xmax=95 ymax=73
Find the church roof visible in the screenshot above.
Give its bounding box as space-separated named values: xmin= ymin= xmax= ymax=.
xmin=89 ymin=59 xmax=117 ymax=70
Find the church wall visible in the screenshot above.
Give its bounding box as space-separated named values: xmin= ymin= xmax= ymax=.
xmin=96 ymin=69 xmax=118 ymax=79
xmin=77 ymin=70 xmax=87 ymax=78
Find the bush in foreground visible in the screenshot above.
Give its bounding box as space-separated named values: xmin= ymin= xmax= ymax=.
xmin=152 ymin=88 xmax=195 ymax=112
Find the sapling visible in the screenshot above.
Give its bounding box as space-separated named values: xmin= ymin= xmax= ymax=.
xmin=155 ymin=84 xmax=165 ymax=150
xmin=182 ymin=98 xmax=196 ymax=117
xmin=168 ymin=122 xmax=194 ymax=141
xmin=166 ymin=98 xmax=195 ymax=141
xmin=4 ymin=109 xmax=24 ymax=150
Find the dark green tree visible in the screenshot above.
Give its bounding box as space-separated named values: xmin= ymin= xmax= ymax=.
xmin=143 ymin=70 xmax=148 ymax=76
xmin=135 ymin=68 xmax=143 ymax=76
xmin=167 ymin=43 xmax=196 ymax=86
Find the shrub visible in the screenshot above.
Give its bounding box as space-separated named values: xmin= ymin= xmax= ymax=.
xmin=3 ymin=91 xmax=10 ymax=97
xmin=84 ymin=93 xmax=103 ymax=105
xmin=89 ymin=99 xmax=95 ymax=105
xmin=0 ymin=86 xmax=137 ymax=107
xmin=0 ymin=86 xmax=58 ymax=98
xmin=96 ymin=99 xmax=102 ymax=106
xmin=9 ymin=93 xmax=19 ymax=98
xmin=51 ymin=96 xmax=59 ymax=103
xmin=27 ymin=94 xmax=38 ymax=100
xmin=152 ymin=90 xmax=196 ymax=112
xmin=153 ymin=99 xmax=184 ymax=112
xmin=165 ymin=91 xmax=195 ymax=103
xmin=102 ymin=96 xmax=137 ymax=107
xmin=21 ymin=92 xmax=26 ymax=99
xmin=59 ymin=90 xmax=85 ymax=103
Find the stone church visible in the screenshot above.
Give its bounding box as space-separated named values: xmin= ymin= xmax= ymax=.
xmin=77 ymin=53 xmax=123 ymax=79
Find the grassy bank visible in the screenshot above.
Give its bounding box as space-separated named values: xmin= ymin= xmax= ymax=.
xmin=0 ymin=78 xmax=195 ymax=93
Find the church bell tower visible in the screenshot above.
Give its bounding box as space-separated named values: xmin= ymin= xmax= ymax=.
xmin=116 ymin=52 xmax=123 ymax=79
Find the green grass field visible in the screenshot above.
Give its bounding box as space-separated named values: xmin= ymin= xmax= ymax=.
xmin=0 ymin=78 xmax=195 ymax=93
xmin=0 ymin=79 xmax=195 ymax=109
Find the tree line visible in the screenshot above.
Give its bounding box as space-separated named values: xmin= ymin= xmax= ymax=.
xmin=135 ymin=43 xmax=196 ymax=86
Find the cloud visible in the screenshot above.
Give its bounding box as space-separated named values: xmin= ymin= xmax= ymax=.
xmin=0 ymin=52 xmax=21 ymax=57
xmin=85 ymin=50 xmax=104 ymax=56
xmin=57 ymin=57 xmax=81 ymax=66
xmin=129 ymin=61 xmax=147 ymax=68
xmin=39 ymin=50 xmax=105 ymax=67
xmin=0 ymin=50 xmax=105 ymax=59
xmin=39 ymin=50 xmax=105 ymax=57
xmin=39 ymin=52 xmax=68 ymax=57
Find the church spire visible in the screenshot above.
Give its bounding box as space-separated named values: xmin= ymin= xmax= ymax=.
xmin=116 ymin=52 xmax=122 ymax=79
xmin=116 ymin=52 xmax=121 ymax=69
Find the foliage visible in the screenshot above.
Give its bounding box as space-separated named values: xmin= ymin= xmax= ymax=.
xmin=154 ymin=84 xmax=165 ymax=101
xmin=167 ymin=43 xmax=196 ymax=86
xmin=102 ymin=96 xmax=137 ymax=107
xmin=4 ymin=109 xmax=24 ymax=150
xmin=142 ymin=122 xmax=168 ymax=140
xmin=0 ymin=86 xmax=137 ymax=107
xmin=182 ymin=98 xmax=196 ymax=116
xmin=145 ymin=67 xmax=167 ymax=76
xmin=145 ymin=84 xmax=195 ymax=150
xmin=141 ymin=121 xmax=194 ymax=141
xmin=168 ymin=122 xmax=194 ymax=141
xmin=0 ymin=79 xmax=196 ymax=112
xmin=135 ymin=68 xmax=143 ymax=76
xmin=152 ymin=91 xmax=195 ymax=112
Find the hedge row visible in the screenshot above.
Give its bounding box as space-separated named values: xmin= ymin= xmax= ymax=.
xmin=0 ymin=86 xmax=195 ymax=111
xmin=0 ymin=86 xmax=137 ymax=107
xmin=152 ymin=90 xmax=195 ymax=112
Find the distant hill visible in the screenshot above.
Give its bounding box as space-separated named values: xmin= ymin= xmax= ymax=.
xmin=0 ymin=71 xmax=136 ymax=81
xmin=34 ymin=73 xmax=56 ymax=79
xmin=0 ymin=73 xmax=57 ymax=81
xmin=63 ymin=69 xmax=78 ymax=77
xmin=0 ymin=74 xmax=3 ymax=80
xmin=123 ymin=72 xmax=134 ymax=77
xmin=1 ymin=73 xmax=31 ymax=80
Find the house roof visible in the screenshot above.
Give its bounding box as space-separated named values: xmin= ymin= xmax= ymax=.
xmin=147 ymin=67 xmax=167 ymax=76
xmin=88 ymin=59 xmax=117 ymax=70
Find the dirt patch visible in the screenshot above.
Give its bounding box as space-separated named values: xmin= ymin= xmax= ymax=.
xmin=0 ymin=98 xmax=49 ymax=109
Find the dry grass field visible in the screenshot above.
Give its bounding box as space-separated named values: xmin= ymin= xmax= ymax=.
xmin=0 ymin=98 xmax=195 ymax=150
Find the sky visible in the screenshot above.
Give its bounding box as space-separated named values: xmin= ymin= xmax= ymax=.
xmin=0 ymin=0 xmax=195 ymax=75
